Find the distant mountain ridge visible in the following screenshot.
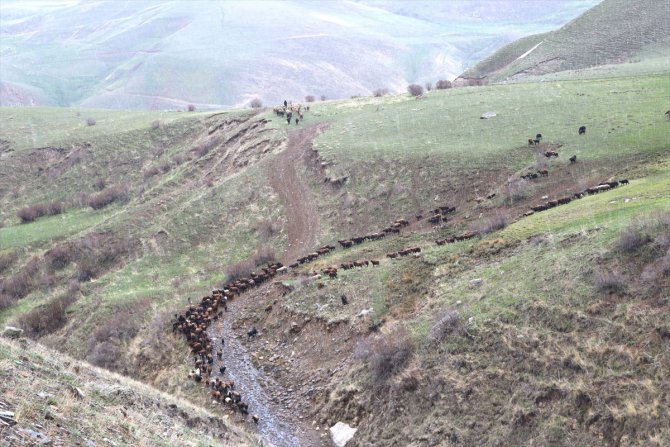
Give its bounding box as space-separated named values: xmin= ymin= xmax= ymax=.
xmin=0 ymin=0 xmax=599 ymax=109
xmin=458 ymin=0 xmax=670 ymax=82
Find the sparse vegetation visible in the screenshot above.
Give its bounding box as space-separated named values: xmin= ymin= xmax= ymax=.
xmin=87 ymin=184 xmax=129 ymax=210
xmin=250 ymin=98 xmax=263 ymax=109
xmin=474 ymin=214 xmax=508 ymax=235
xmin=187 ymin=104 xmax=196 ymax=111
xmin=86 ymin=117 xmax=96 ymax=126
xmin=305 ymin=95 xmax=315 ymax=102
xmin=406 ymin=84 xmax=424 ymax=97
xmin=358 ymin=328 xmax=415 ymax=385
xmin=373 ymin=88 xmax=389 ymax=97
xmin=16 ymin=201 xmax=63 ymax=223
xmin=435 ymin=79 xmax=452 ymax=89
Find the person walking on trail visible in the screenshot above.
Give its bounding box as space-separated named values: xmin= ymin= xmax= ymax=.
xmin=287 ymin=111 xmax=292 ymax=124
xmin=284 ymin=99 xmax=287 ymax=107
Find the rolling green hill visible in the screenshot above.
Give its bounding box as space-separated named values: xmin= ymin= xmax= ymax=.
xmin=1 ymin=55 xmax=669 ymax=445
xmin=459 ymin=0 xmax=670 ymax=82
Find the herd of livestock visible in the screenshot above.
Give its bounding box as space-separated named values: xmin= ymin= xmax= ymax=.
xmin=173 ymin=122 xmax=634 ymax=424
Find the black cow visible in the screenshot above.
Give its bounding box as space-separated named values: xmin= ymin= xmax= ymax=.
xmin=579 ymin=126 xmax=586 ymax=135
xmin=247 ymin=326 xmax=258 ymax=338
xmin=569 ymin=155 xmax=577 ymax=164
xmin=536 ymin=133 xmax=542 ymax=140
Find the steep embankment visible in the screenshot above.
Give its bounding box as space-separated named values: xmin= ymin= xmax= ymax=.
xmin=459 ymin=0 xmax=670 ymax=82
xmin=0 ymin=336 xmax=261 ymax=446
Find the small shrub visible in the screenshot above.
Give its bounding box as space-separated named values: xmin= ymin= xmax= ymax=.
xmin=16 ymin=204 xmax=45 ymax=223
xmin=172 ymin=153 xmax=188 ymax=165
xmin=506 ymin=178 xmax=532 ymax=203
xmin=16 ymin=294 xmax=76 ymax=337
xmin=474 ymin=214 xmax=508 ymax=235
xmin=0 ymin=256 xmax=41 ymax=300
xmin=358 ymin=328 xmax=414 ymax=385
xmin=320 ymin=95 xmax=327 ymax=101
xmin=86 ymin=117 xmax=96 ymax=126
xmin=255 ymin=219 xmax=279 ymax=239
xmin=435 ymin=79 xmax=452 ymax=90
xmin=88 ymin=184 xmax=129 ymax=210
xmin=224 ymin=259 xmax=255 ymax=282
xmin=151 ymin=120 xmax=161 ymax=130
xmin=187 ymin=104 xmax=196 ymax=112
xmin=75 ymin=236 xmax=136 ymax=281
xmin=425 ymin=82 xmax=432 ymax=91
xmin=305 ymin=95 xmax=315 ymax=102
xmin=93 ymin=178 xmax=107 ymax=191
xmin=595 ymin=271 xmax=627 ymax=293
xmin=45 ymin=244 xmax=74 ymax=271
xmin=252 ymin=246 xmax=277 ymax=266
xmin=615 ymin=226 xmax=651 ymax=253
xmin=143 ymin=166 xmax=161 ymax=180
xmin=407 ymin=84 xmax=424 ymax=97
xmin=0 ymin=293 xmax=16 ymax=310
xmin=373 ymin=88 xmax=389 ymax=97
xmin=427 ymin=309 xmax=464 ymax=344
xmin=250 ymin=98 xmax=263 ymax=109
xmin=0 ymin=250 xmax=19 ymax=274
xmin=46 ymin=201 xmax=63 ymax=216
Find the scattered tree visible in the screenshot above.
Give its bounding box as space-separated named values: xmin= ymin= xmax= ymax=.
xmin=373 ymin=88 xmax=389 ymax=97
xmin=187 ymin=104 xmax=196 ymax=112
xmin=407 ymin=84 xmax=424 ymax=97
xmin=435 ymin=79 xmax=452 ymax=90
xmin=320 ymin=95 xmax=327 ymax=101
xmin=250 ymin=98 xmax=263 ymax=109
xmin=305 ymin=95 xmax=315 ymax=102
xmin=425 ymin=82 xmax=433 ymax=91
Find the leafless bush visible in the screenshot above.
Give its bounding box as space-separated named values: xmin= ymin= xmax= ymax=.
xmin=594 ymin=270 xmax=627 ymax=293
xmin=88 ymin=184 xmax=129 ymax=210
xmin=0 ymin=250 xmax=19 ymax=274
xmin=474 ymin=214 xmax=508 ymax=236
xmin=0 ymin=256 xmax=41 ymax=300
xmin=435 ymin=79 xmax=452 ymax=90
xmin=373 ymin=88 xmax=389 ymax=97
xmin=506 ymin=178 xmax=532 ymax=203
xmin=172 ymin=153 xmax=189 ymax=165
xmin=151 ymin=120 xmax=161 ymax=130
xmin=407 ymin=84 xmax=424 ymax=97
xmin=191 ymin=134 xmax=221 ymax=158
xmin=252 ymin=246 xmax=277 ymax=266
xmin=427 ymin=309 xmax=464 ymax=344
xmin=425 ymin=82 xmax=432 ymax=91
xmin=225 ymin=259 xmax=255 ymax=282
xmin=250 ymin=98 xmax=263 ymax=109
xmin=86 ymin=117 xmax=96 ymax=126
xmin=187 ymin=104 xmax=196 ymax=112
xmin=305 ymin=95 xmax=315 ymax=102
xmin=0 ymin=293 xmax=16 ymax=310
xmin=16 ymin=201 xmax=63 ymax=223
xmin=358 ymin=328 xmax=415 ymax=384
xmin=16 ymin=294 xmax=76 ymax=337
xmin=75 ymin=236 xmax=136 ymax=282
xmin=255 ymin=219 xmax=280 ymax=239
xmin=93 ymin=178 xmax=107 ymax=191
xmin=143 ymin=166 xmax=161 ymax=180
xmin=45 ymin=244 xmax=75 ymax=271
xmin=616 ymin=211 xmax=670 ymax=254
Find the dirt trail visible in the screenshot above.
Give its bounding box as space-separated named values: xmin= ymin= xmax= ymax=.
xmin=207 ymin=124 xmax=331 ymax=447
xmin=268 ymin=124 xmax=326 ymax=263
xmin=209 ymin=298 xmax=324 ymax=447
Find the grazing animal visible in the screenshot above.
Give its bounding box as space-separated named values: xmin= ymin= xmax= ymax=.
xmin=544 ymin=150 xmax=559 ymax=158
xmin=619 ymin=179 xmax=629 ymax=185
xmin=569 ymin=155 xmax=577 ymax=164
xmin=252 ymin=415 xmax=260 ymax=424
xmin=219 ymin=366 xmax=226 ymax=374
xmin=665 ymin=110 xmax=670 ymax=119
xmin=528 ymin=138 xmax=535 ymax=146
xmin=341 ymin=295 xmax=349 ymax=305
xmin=533 ymin=139 xmax=540 ymax=145
xmin=538 ymin=169 xmax=549 ymax=177
xmin=536 ymin=133 xmax=543 ymax=140
xmin=578 ymin=126 xmax=586 ymax=135
xmin=247 ymin=326 xmax=258 ymax=338
xmin=295 ymin=118 xmax=299 ymax=125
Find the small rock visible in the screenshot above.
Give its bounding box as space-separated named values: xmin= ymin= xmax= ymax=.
xmin=330 ymin=422 xmax=357 ymax=447
xmin=469 ymin=278 xmax=484 ymax=288
xmin=18 ymin=428 xmax=52 ymax=445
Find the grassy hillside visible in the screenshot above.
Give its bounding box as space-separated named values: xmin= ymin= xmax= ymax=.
xmin=460 ymin=0 xmax=670 ymax=82
xmin=0 ymin=336 xmax=261 ymax=446
xmin=1 ymin=57 xmax=668 ymax=445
